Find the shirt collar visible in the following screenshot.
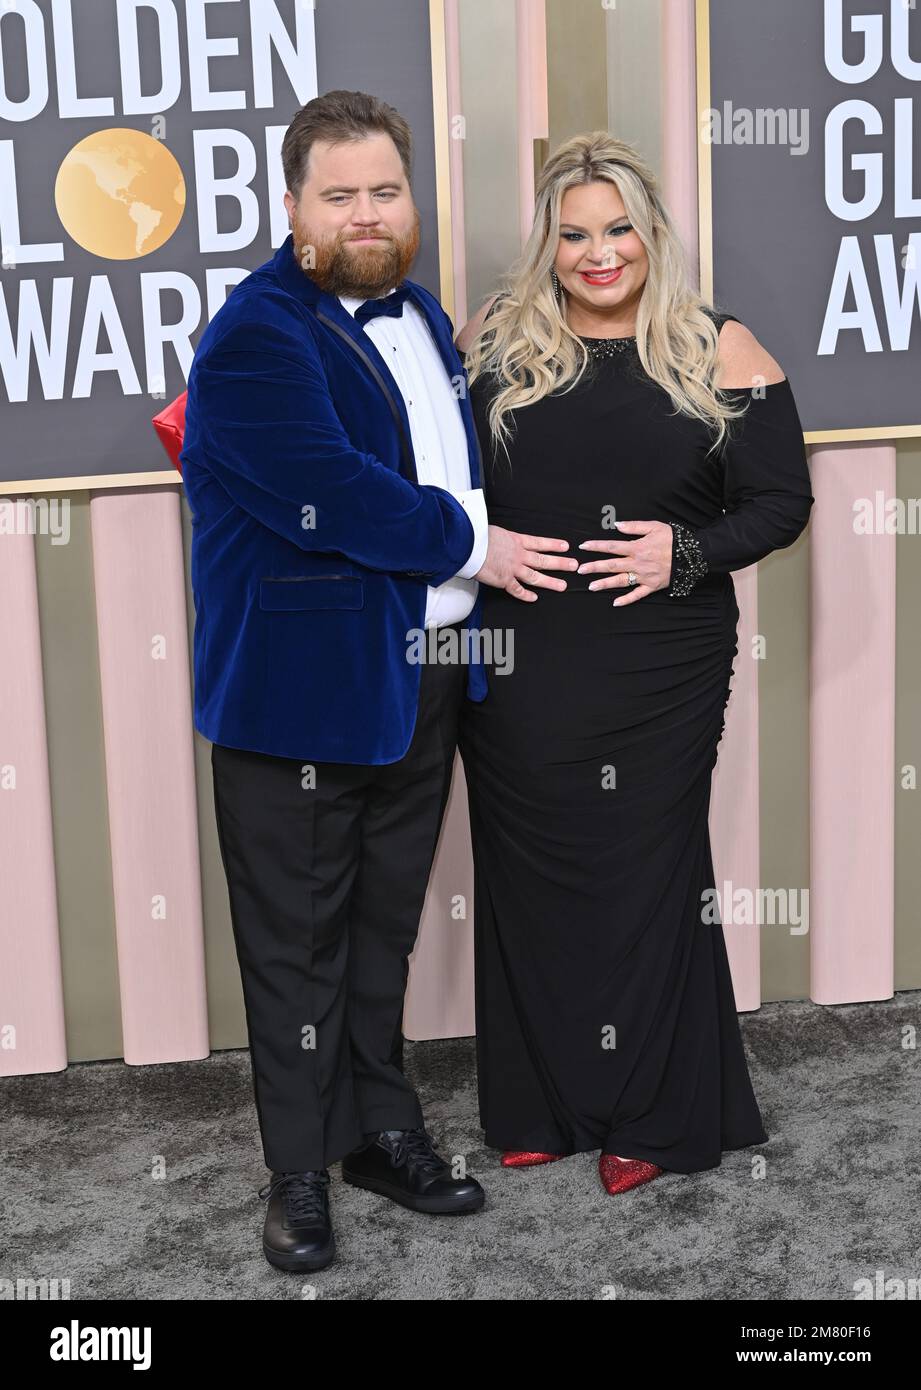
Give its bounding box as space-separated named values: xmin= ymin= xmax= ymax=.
xmin=338 ymin=286 xmax=401 ymax=316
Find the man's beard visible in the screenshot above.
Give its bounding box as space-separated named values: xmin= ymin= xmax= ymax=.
xmin=291 ymin=208 xmax=421 ymax=298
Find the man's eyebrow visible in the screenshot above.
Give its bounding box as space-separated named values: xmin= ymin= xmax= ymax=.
xmin=559 ymin=216 xmax=630 ymax=230
xmin=318 ymin=182 xmax=403 ymax=195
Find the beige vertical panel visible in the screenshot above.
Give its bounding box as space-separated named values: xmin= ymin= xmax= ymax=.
xmin=894 ymin=439 xmax=921 ymax=989
xmin=457 ymin=0 xmax=522 ymax=314
xmin=404 ymin=769 xmax=476 ymax=1039
xmin=404 ymin=1 xmax=498 ymax=1039
xmin=758 ymin=522 xmax=813 ymax=1002
xmin=0 ymin=527 xmax=66 ymax=1076
xmin=408 ymin=0 xmax=532 ymax=1038
xmin=444 ymin=0 xmax=469 ymax=326
xmin=546 ymin=0 xmax=608 ymax=148
xmin=178 ymin=494 xmax=248 ymax=1051
xmin=709 ymin=565 xmax=762 ymax=1012
xmin=605 ymin=0 xmax=663 ymax=171
xmin=34 ymin=493 xmax=123 ymax=1061
xmin=413 ymin=0 xmax=529 ymax=1037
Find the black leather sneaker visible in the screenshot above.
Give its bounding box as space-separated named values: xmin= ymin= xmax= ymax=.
xmin=341 ymin=1128 xmax=485 ymax=1214
xmin=258 ymin=1169 xmax=335 ymax=1271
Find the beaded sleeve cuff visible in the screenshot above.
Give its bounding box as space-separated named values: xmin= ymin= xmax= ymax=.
xmin=668 ymin=522 xmax=709 ymax=597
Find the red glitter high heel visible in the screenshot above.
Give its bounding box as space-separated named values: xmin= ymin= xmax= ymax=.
xmin=501 ymin=1150 xmax=564 ymax=1168
xmin=598 ymin=1154 xmax=663 ymax=1194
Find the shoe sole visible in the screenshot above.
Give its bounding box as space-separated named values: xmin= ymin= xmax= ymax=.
xmin=262 ymin=1236 xmax=336 ymax=1272
xmin=341 ymin=1170 xmax=485 ymax=1214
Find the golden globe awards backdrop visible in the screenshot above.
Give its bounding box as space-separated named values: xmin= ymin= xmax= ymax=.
xmin=0 ymin=0 xmax=446 ymax=491
xmin=698 ymin=0 xmax=921 ymax=442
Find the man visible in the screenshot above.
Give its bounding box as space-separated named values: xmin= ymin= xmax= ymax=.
xmin=182 ymin=89 xmax=574 ymax=1273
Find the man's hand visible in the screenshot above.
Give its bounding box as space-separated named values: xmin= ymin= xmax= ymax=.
xmin=576 ymin=519 xmax=673 ymax=606
xmin=475 ymin=526 xmax=577 ymax=601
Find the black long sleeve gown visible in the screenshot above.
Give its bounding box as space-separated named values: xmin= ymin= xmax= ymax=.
xmin=458 ymin=308 xmax=814 ymax=1172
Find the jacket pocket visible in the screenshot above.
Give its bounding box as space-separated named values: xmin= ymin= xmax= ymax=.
xmin=259 ymin=575 xmax=364 ymax=611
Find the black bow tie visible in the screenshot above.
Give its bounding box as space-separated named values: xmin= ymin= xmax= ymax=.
xmin=354 ymin=286 xmax=411 ymax=326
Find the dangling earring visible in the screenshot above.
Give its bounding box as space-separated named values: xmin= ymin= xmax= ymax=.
xmin=550 ymin=267 xmax=561 ymax=304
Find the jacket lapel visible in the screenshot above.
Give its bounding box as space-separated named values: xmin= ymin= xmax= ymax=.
xmin=313 ymin=305 xmax=418 ymax=484
xmin=271 ymin=235 xmax=483 ymax=492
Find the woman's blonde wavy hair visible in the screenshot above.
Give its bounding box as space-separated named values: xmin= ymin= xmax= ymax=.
xmin=463 ymin=131 xmax=749 ymax=462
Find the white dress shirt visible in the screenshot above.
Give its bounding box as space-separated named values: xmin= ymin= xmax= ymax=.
xmin=337 ymin=289 xmax=489 ymax=628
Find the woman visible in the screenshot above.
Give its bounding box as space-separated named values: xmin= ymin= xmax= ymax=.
xmin=456 ymin=133 xmax=814 ymax=1195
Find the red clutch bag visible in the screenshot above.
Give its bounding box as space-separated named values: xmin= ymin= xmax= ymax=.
xmin=152 ymin=391 xmax=187 ymax=475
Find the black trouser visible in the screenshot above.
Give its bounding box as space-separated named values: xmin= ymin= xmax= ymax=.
xmin=210 ymin=630 xmax=466 ymax=1173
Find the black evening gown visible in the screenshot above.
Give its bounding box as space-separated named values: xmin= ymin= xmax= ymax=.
xmin=458 ymin=308 xmax=814 ymax=1172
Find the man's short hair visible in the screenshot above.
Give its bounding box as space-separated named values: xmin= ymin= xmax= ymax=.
xmin=282 ymin=89 xmax=413 ymax=199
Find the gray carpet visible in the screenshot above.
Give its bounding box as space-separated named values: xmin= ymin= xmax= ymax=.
xmin=3 ymin=993 xmax=919 ymax=1300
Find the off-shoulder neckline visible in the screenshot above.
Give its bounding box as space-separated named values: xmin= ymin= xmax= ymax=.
xmin=472 ymin=303 xmax=792 ymax=392
xmin=718 ymin=378 xmax=791 ymax=392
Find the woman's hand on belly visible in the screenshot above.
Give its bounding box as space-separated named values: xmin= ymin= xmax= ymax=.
xmin=474 ymin=525 xmax=579 ymax=601
xmin=576 ymin=518 xmax=673 ymax=606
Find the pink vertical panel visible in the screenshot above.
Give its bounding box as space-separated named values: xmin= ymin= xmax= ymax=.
xmin=661 ymin=0 xmax=700 ymax=282
xmin=661 ymin=0 xmax=761 ymax=1007
xmin=403 ymin=0 xmax=475 ymax=1040
xmin=0 ymin=528 xmax=67 ymax=1075
xmin=809 ymin=445 xmax=895 ymax=1004
xmin=90 ymin=487 xmax=209 ymax=1063
xmin=516 ymin=0 xmax=548 ymax=241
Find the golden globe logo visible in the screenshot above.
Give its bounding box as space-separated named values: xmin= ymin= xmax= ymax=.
xmin=55 ymin=130 xmax=186 ymax=260
xmin=0 ymin=0 xmax=316 ymax=404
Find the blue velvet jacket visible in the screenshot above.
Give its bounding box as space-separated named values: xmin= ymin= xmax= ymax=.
xmin=181 ymin=233 xmax=488 ymax=764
